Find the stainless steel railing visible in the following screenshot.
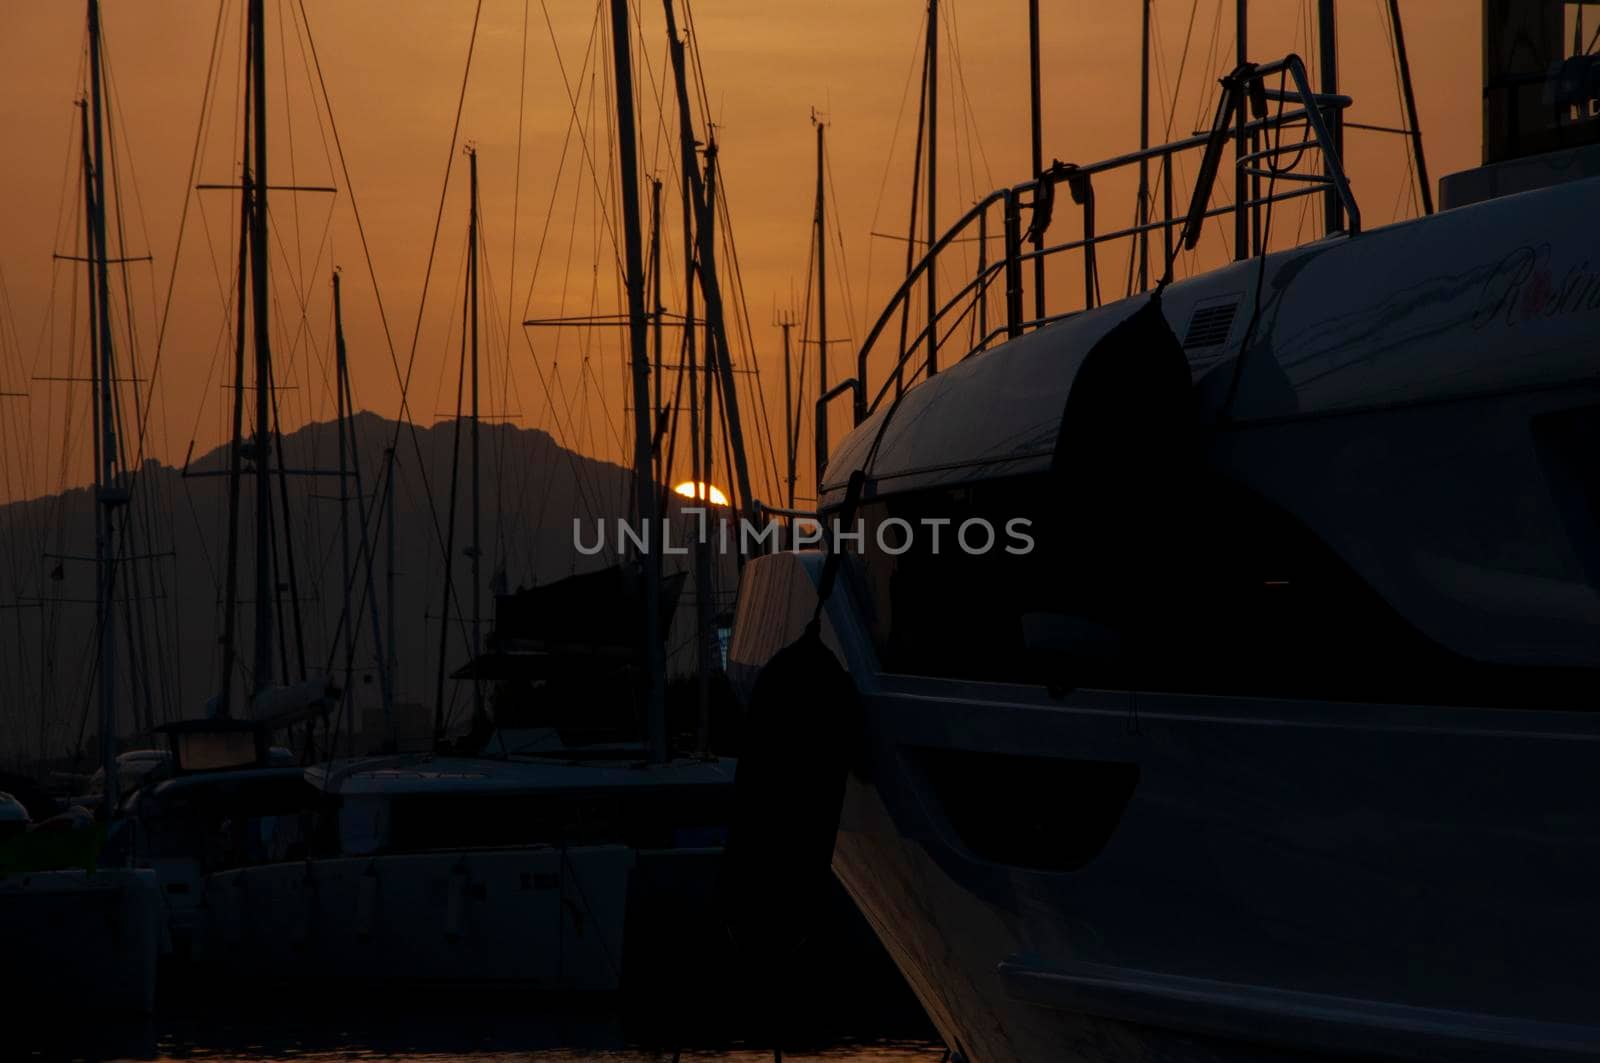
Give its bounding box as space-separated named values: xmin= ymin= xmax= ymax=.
xmin=818 ymin=55 xmax=1358 ymax=463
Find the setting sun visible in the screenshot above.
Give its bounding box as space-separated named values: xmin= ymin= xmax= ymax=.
xmin=673 ymin=481 xmax=730 ymax=507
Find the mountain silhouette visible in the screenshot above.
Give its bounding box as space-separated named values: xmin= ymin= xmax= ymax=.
xmin=0 ymin=414 xmax=734 ymax=769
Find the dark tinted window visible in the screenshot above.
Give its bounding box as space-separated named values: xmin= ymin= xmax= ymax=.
xmin=845 ymin=471 xmax=1599 ymax=708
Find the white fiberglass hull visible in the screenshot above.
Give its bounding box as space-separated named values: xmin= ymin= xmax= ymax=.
xmin=727 ymin=171 xmax=1600 ymax=1060
xmin=730 ymin=548 xmax=1600 ymax=1061
xmin=829 ymin=692 xmax=1600 ymax=1063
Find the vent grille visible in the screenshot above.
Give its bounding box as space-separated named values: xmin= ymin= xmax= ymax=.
xmin=1183 ymin=301 xmax=1239 ymax=349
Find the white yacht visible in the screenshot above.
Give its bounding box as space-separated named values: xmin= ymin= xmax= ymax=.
xmin=729 ymin=3 xmax=1600 ymax=1060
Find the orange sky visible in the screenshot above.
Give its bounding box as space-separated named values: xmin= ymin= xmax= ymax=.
xmin=0 ymin=1 xmax=1478 ymax=510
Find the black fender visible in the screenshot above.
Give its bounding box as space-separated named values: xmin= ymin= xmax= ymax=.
xmin=719 ymin=623 xmax=862 ymax=964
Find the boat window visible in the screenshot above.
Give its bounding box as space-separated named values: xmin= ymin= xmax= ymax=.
xmin=137 ymin=773 xmax=327 ymax=866
xmin=845 ymin=471 xmax=1600 ymax=708
xmin=848 ymin=475 xmax=1060 ymax=684
xmin=1485 ymin=1 xmax=1600 ymax=164
xmin=340 ymin=795 xmax=388 ymax=856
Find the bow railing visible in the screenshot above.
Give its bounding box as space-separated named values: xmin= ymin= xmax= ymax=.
xmin=819 ymin=54 xmax=1359 ymax=466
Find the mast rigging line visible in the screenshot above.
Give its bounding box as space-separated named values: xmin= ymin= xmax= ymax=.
xmin=119 ymin=0 xmax=228 ymax=504
xmin=662 ymin=0 xmax=756 ymax=522
xmin=28 ymin=6 xmax=159 ymax=747
xmin=711 ymin=158 xmax=783 ymax=505
xmin=508 ymin=1 xmax=627 ymax=559
xmin=432 ymin=210 xmax=472 ymax=747
xmin=825 ymin=147 xmax=860 ymax=339
xmin=46 ymin=3 xmax=204 ymax=734
xmin=79 ymin=0 xmax=217 ymax=726
xmin=529 ymin=0 xmax=626 ymax=316
xmin=1377 ymin=0 xmax=1432 ymax=218
xmin=861 ymin=10 xmax=933 ymax=349
xmin=293 ymin=0 xmax=488 ymax=691
xmin=502 ymin=0 xmax=532 ymax=572
xmin=658 ymin=0 xmax=787 ymax=506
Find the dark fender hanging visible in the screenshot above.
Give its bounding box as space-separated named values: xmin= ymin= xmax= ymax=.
xmin=719 ymin=623 xmax=861 ymax=965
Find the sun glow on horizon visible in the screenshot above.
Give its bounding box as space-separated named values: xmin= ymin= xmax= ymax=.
xmin=673 ymin=481 xmax=730 ymax=507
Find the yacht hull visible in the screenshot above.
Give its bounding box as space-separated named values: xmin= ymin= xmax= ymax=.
xmin=716 ymin=167 xmax=1600 ymax=1063
xmin=830 ymin=689 xmax=1600 ymax=1062
xmin=728 ymin=528 xmax=1600 ymax=1063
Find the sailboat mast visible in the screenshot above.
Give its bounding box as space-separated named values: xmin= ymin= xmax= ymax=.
xmin=610 ymin=0 xmax=668 ymax=764
xmin=334 ymin=271 xmax=355 ymax=732
xmin=1318 ymin=0 xmax=1344 ymax=234
xmin=248 ymin=0 xmax=274 ymax=697
xmin=468 ymin=147 xmax=484 ymax=730
xmin=663 ymin=0 xmax=754 ymax=522
xmin=679 ymin=67 xmax=711 ymax=753
xmin=432 ymin=228 xmax=468 ymax=748
xmin=1138 ymin=0 xmax=1151 ymax=292
xmin=925 ymin=0 xmax=938 ymax=375
xmin=1385 ymin=0 xmax=1433 ymax=216
xmin=694 ymin=137 xmax=718 ymax=757
xmin=895 ymin=45 xmax=929 ymax=398
xmin=79 ymin=105 xmax=103 ymax=552
xmin=86 ymin=0 xmax=122 ymax=813
xmin=650 ymin=175 xmax=664 ymax=485
xmin=813 ymin=116 xmax=828 ymax=481
xmin=701 ymin=138 xmax=718 ymax=513
xmin=1028 ymin=0 xmax=1044 ymax=317
xmin=87 ymin=1 xmax=117 ymax=512
xmin=384 ymin=446 xmax=397 ymax=728
xmin=77 ymin=98 xmax=111 ymax=794
xmin=334 ymin=282 xmax=395 ymax=750
xmin=217 ymin=129 xmax=251 ymax=718
xmin=780 ymin=315 xmax=795 ymax=511
xmin=1235 ymin=0 xmax=1249 ymax=260
xmin=683 ymin=159 xmax=700 ymax=514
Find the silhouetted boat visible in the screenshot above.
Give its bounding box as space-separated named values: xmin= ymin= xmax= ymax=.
xmin=0 ymin=0 xmax=170 ymax=1016
xmin=125 ymin=0 xmax=744 ymax=1001
xmin=731 ymin=2 xmax=1600 ymax=1060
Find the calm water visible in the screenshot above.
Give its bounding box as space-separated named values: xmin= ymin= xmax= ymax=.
xmin=12 ymin=1001 xmax=944 ymax=1063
